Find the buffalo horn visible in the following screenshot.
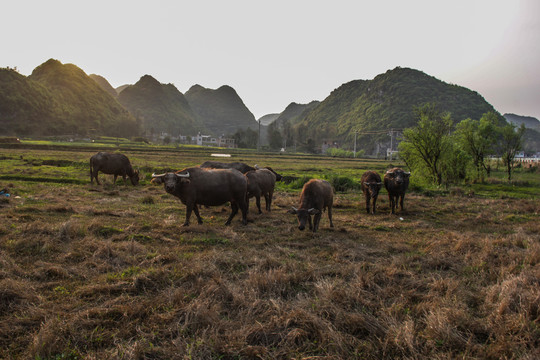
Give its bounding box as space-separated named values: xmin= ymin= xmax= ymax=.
xmin=386 ymin=169 xmax=393 ymax=174
xmin=151 ymin=173 xmax=166 ymax=178
xmin=254 ymin=164 xmax=260 ymax=170
xmin=175 ymin=172 xmax=190 ymax=178
xmin=405 ymin=172 xmax=411 ymax=175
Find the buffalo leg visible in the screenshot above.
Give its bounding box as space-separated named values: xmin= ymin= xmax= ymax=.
xmin=193 ymin=205 xmax=203 ymax=224
xmin=255 ymin=195 xmax=262 ymax=214
xmin=308 ymin=215 xmax=313 ymax=230
xmin=183 ymin=203 xmax=194 ymax=226
xmin=313 ymin=213 xmax=321 ymax=232
xmin=388 ymin=193 xmax=395 ymax=214
xmin=94 ymin=171 xmax=101 ymax=185
xmin=365 ymin=194 xmax=371 ymax=214
xmin=113 ymin=175 xmax=118 ymax=185
xmin=122 ymin=175 xmax=127 ymax=185
xmin=267 ymin=190 xmax=273 ymax=212
xmin=328 ymin=206 xmax=334 ymax=228
xmin=372 ymin=195 xmax=377 ymax=214
xmin=239 ymin=200 xmax=248 ymax=225
xmin=225 ymin=203 xmax=239 ymax=225
xmin=399 ymin=194 xmax=405 ymax=211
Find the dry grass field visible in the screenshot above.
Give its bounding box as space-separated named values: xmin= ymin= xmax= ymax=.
xmin=0 ymin=144 xmax=539 ymax=359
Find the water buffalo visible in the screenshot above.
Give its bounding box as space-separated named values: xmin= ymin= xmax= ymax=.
xmin=152 ymin=167 xmax=248 ymax=226
xmin=255 ymin=164 xmax=283 ymax=182
xmin=384 ymin=167 xmax=410 ymax=214
xmin=289 ymin=179 xmax=334 ymax=232
xmin=246 ymin=168 xmax=276 ymax=214
xmin=361 ymin=171 xmax=383 ymax=214
xmin=90 ymin=152 xmax=139 ymax=185
xmin=200 ymin=161 xmax=255 ymax=174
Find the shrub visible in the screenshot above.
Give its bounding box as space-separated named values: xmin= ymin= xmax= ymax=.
xmin=326 ymin=175 xmax=360 ymax=192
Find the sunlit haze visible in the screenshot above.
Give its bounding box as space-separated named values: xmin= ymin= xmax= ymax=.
xmin=3 ymin=0 xmax=539 ymax=120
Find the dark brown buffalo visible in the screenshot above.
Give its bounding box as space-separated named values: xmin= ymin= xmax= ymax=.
xmin=200 ymin=161 xmax=255 ymax=174
xmin=290 ymin=179 xmax=334 ymax=232
xmin=90 ymin=152 xmax=139 ymax=185
xmin=384 ymin=167 xmax=410 ymax=214
xmin=361 ymin=171 xmax=383 ymax=214
xmin=152 ymin=167 xmax=248 ymax=226
xmin=246 ymin=168 xmax=276 ymax=214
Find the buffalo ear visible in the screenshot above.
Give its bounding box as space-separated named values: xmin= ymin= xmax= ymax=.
xmin=288 ymin=207 xmax=298 ymax=215
xmin=308 ymin=208 xmax=320 ymax=215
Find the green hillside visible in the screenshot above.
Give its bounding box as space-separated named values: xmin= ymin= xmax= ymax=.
xmin=89 ymin=74 xmax=118 ymax=98
xmin=0 ymin=68 xmax=60 ymax=135
xmin=295 ymin=67 xmax=504 ymax=152
xmin=1 ymin=60 xmax=139 ymax=137
xmin=117 ymin=75 xmax=203 ymax=137
xmin=185 ymin=84 xmax=258 ymax=136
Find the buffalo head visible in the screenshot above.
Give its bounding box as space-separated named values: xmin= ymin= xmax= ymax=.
xmin=363 ymin=181 xmax=383 ymax=197
xmin=385 ymin=169 xmax=410 ymax=185
xmin=289 ymin=206 xmax=320 ymax=231
xmin=130 ymin=170 xmax=140 ymax=186
xmin=152 ymin=172 xmax=190 ymax=193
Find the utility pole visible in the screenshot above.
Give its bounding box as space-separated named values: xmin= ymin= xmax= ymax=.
xmin=353 ymin=130 xmax=357 ymax=158
xmin=257 ymin=119 xmax=261 ymax=152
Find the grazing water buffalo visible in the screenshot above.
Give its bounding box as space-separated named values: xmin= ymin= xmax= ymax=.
xmin=246 ymin=168 xmax=276 ymax=214
xmin=384 ymin=167 xmax=410 ymax=214
xmin=90 ymin=152 xmax=139 ymax=185
xmin=361 ymin=171 xmax=383 ymax=214
xmin=152 ymin=167 xmax=248 ymax=226
xmin=200 ymin=161 xmax=255 ymax=174
xmin=290 ymin=179 xmax=334 ymax=232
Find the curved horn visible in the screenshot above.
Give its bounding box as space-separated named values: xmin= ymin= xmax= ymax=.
xmin=176 ymin=172 xmax=190 ymax=178
xmin=151 ymin=173 xmax=166 ymax=178
xmin=386 ymin=169 xmax=394 ymax=174
xmin=377 ymin=182 xmax=383 ymax=185
xmin=254 ymin=164 xmax=260 ymax=170
xmin=404 ymin=172 xmax=411 ymax=175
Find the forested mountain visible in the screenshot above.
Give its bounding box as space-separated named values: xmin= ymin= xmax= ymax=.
xmin=503 ymin=114 xmax=540 ymax=153
xmin=117 ymin=75 xmax=203 ymax=137
xmin=0 ymin=67 xmax=60 ymax=135
xmin=1 ymin=59 xmax=139 ymax=137
xmin=258 ymin=113 xmax=280 ymax=126
xmin=273 ymin=101 xmax=320 ymax=129
xmin=294 ymin=67 xmax=504 ymax=152
xmin=90 ymin=74 xmax=118 ymax=98
xmin=504 ymin=113 xmax=540 ymax=131
xmin=185 ymin=84 xmax=258 ymax=136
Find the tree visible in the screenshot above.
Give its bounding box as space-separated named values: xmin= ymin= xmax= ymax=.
xmin=267 ymin=123 xmax=283 ymax=150
xmin=455 ymin=112 xmax=498 ymax=181
xmin=399 ymin=103 xmax=453 ymax=185
xmin=498 ymin=123 xmax=525 ymax=181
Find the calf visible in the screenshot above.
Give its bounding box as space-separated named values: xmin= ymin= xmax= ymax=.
xmin=246 ymin=168 xmax=276 ymax=213
xmin=289 ymin=179 xmax=334 ymax=232
xmin=384 ymin=167 xmax=410 ymax=214
xmin=361 ymin=171 xmax=383 ymax=214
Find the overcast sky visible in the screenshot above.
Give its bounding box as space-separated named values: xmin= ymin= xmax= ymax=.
xmin=3 ymin=0 xmax=539 ymax=120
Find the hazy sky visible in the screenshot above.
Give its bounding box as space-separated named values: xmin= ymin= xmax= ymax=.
xmin=3 ymin=0 xmax=539 ymax=120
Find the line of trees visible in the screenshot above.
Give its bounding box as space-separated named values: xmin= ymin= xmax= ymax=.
xmin=399 ymin=103 xmax=526 ymax=185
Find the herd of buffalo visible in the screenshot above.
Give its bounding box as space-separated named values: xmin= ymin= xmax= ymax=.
xmin=89 ymin=152 xmax=411 ymax=233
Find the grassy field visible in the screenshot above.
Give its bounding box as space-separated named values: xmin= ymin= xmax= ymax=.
xmin=0 ymin=142 xmax=539 ymax=359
